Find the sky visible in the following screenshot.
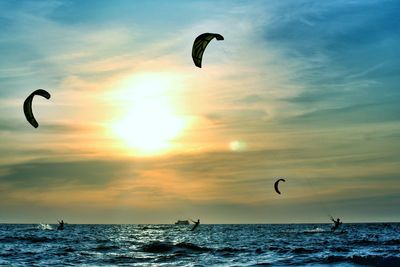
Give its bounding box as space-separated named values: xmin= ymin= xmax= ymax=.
xmin=0 ymin=0 xmax=399 ymax=224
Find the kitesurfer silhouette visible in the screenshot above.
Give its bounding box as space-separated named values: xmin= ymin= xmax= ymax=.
xmin=331 ymin=217 xmax=342 ymax=231
xmin=190 ymin=219 xmax=200 ymax=231
xmin=58 ymin=220 xmax=64 ymax=230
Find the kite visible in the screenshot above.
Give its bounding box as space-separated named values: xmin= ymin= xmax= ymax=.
xmin=274 ymin=178 xmax=286 ymax=195
xmin=192 ymin=33 xmax=224 ymax=68
xmin=23 ymin=89 xmax=51 ymax=128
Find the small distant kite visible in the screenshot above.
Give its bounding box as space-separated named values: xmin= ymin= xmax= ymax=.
xmin=192 ymin=33 xmax=224 ymax=68
xmin=274 ymin=178 xmax=286 ymax=195
xmin=23 ymin=89 xmax=51 ymax=128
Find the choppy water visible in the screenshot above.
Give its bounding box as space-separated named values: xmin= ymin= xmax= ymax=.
xmin=0 ymin=223 xmax=399 ymax=266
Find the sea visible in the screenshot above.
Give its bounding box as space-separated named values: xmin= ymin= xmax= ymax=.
xmin=0 ymin=223 xmax=399 ymax=266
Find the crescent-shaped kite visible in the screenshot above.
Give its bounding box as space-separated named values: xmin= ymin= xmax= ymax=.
xmin=23 ymin=89 xmax=51 ymax=128
xmin=192 ymin=33 xmax=224 ymax=68
xmin=274 ymin=178 xmax=286 ymax=195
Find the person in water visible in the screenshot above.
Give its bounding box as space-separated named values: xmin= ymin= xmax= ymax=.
xmin=58 ymin=220 xmax=64 ymax=230
xmin=190 ymin=219 xmax=200 ymax=231
xmin=331 ymin=217 xmax=342 ymax=231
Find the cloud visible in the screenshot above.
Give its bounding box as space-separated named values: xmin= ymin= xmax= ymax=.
xmin=284 ymin=101 xmax=400 ymax=126
xmin=261 ymin=0 xmax=400 ymax=109
xmin=0 ymin=159 xmax=134 ymax=189
xmin=0 ymin=0 xmax=399 ymax=223
xmin=0 ymin=142 xmax=399 ymax=222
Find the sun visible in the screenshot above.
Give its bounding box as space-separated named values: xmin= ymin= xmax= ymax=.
xmin=110 ymin=73 xmax=186 ymax=155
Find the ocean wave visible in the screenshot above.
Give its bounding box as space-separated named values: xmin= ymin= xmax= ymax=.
xmin=141 ymin=242 xmax=175 ymax=253
xmin=330 ymin=246 xmax=350 ymax=252
xmin=103 ymin=254 xmax=141 ymax=264
xmin=92 ymin=244 xmax=120 ymax=251
xmin=384 ymin=239 xmax=400 ymax=245
xmin=323 ymin=255 xmax=400 ymax=266
xmin=348 ymin=238 xmax=400 ymax=247
xmin=176 ymin=242 xmax=212 ymax=252
xmin=348 ymin=239 xmax=379 ymax=246
xmin=141 ymin=241 xmax=245 ymax=256
xmin=0 ymin=252 xmax=14 ymax=258
xmin=216 ymin=247 xmax=245 ymax=253
xmin=142 ymin=241 xmax=212 ymax=254
xmin=216 ymin=246 xmax=247 ymax=256
xmin=37 ymin=223 xmax=53 ymax=230
xmin=255 ymin=246 xmax=319 ymax=254
xmin=63 ymin=247 xmax=76 ymax=253
xmin=303 ymin=227 xmax=326 ymax=233
xmin=0 ymin=235 xmax=56 ymax=243
xmin=265 ymin=245 xmax=289 ymax=253
xmin=292 ymin=247 xmax=317 ymax=254
xmin=0 ymin=236 xmax=15 ymax=243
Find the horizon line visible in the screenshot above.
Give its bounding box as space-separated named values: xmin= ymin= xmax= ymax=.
xmin=1 ymin=221 xmax=399 ymax=225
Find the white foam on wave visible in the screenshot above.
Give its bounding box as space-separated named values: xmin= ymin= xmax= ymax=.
xmin=37 ymin=223 xmax=53 ymax=230
xmin=304 ymin=227 xmax=327 ymax=233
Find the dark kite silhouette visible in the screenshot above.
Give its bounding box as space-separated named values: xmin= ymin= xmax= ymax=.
xmin=23 ymin=89 xmax=51 ymax=128
xmin=192 ymin=33 xmax=224 ymax=68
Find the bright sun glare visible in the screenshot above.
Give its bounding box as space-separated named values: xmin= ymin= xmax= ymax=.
xmin=111 ymin=73 xmax=186 ymax=155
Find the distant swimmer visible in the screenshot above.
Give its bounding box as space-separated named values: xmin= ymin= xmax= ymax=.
xmin=190 ymin=219 xmax=200 ymax=231
xmin=57 ymin=220 xmax=64 ymax=230
xmin=331 ymin=217 xmax=342 ymax=232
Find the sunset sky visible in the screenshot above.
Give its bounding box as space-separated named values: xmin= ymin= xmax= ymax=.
xmin=0 ymin=0 xmax=399 ymax=224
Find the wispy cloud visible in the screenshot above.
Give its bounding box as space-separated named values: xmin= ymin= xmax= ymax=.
xmin=0 ymin=0 xmax=399 ymax=223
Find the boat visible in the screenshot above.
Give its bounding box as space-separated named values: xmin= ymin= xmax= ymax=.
xmin=175 ymin=220 xmax=190 ymax=225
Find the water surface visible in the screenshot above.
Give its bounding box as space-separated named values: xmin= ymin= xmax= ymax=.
xmin=1 ymin=223 xmax=399 ymax=266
